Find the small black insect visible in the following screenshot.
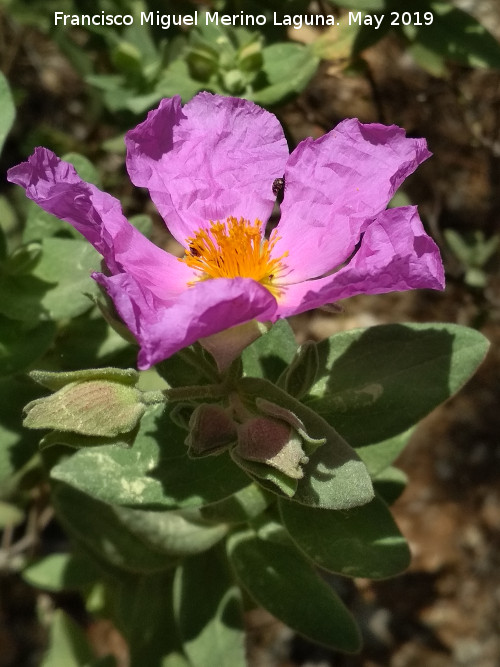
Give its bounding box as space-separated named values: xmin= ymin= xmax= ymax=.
xmin=272 ymin=176 xmax=285 ymax=204
xmin=189 ymin=245 xmax=200 ymax=257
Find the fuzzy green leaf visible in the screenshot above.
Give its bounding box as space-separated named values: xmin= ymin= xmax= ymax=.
xmin=113 ymin=571 xmax=187 ymax=667
xmin=29 ymin=367 xmax=140 ymax=391
xmin=405 ymin=1 xmax=500 ymax=69
xmin=0 ymin=376 xmax=43 ymax=493
xmin=0 ymin=501 xmax=24 ymax=528
xmin=238 ymin=378 xmax=374 ymax=510
xmin=51 ymin=406 xmax=250 ymax=510
xmin=227 ymin=527 xmax=361 ymax=653
xmin=252 ymin=43 xmax=319 ymax=105
xmin=306 ymin=324 xmax=489 ymax=446
xmin=0 ymin=238 xmax=100 ymax=323
xmin=242 ymin=319 xmax=297 ymax=381
xmin=279 ymin=494 xmax=410 ymax=579
xmin=200 ymin=484 xmax=270 ymax=525
xmin=40 ymin=610 xmax=93 ymax=667
xmin=112 ymin=506 xmax=228 ymax=557
xmin=23 ymin=553 xmax=101 ymax=592
xmin=0 ymin=72 xmax=15 ymax=155
xmin=174 ymin=548 xmax=246 ymax=667
xmin=0 ymin=316 xmax=55 ymax=377
xmin=52 ymin=483 xmax=176 ymax=573
xmin=356 ymin=428 xmax=414 ymax=477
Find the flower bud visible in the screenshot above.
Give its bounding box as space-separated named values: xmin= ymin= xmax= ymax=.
xmin=24 ymin=380 xmax=146 ymax=438
xmin=234 ymin=416 xmax=308 ymax=481
xmin=24 ymin=368 xmax=149 ymax=444
xmin=185 ymin=403 xmax=238 ymax=457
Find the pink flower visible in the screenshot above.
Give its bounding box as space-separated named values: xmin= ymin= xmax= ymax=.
xmin=8 ymin=92 xmax=444 ymax=370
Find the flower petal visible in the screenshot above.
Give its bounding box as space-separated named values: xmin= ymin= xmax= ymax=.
xmin=94 ymin=273 xmax=278 ymax=369
xmin=276 ymin=206 xmax=444 ymax=318
xmin=7 ymin=148 xmax=192 ymax=299
xmin=125 ymin=92 xmax=289 ymax=244
xmin=273 ymin=119 xmax=432 ymax=283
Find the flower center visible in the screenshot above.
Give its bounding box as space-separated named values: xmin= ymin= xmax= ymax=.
xmin=181 ymin=217 xmax=288 ymax=297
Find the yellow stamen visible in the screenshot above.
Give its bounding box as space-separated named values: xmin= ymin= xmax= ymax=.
xmin=181 ymin=217 xmax=288 ymax=298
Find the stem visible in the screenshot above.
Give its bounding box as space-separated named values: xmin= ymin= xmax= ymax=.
xmin=148 ymin=351 xmax=242 ymax=405
xmin=163 ymin=383 xmax=229 ymax=402
xmin=141 ymin=390 xmax=168 ymax=406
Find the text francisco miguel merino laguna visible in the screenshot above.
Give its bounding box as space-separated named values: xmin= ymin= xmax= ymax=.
xmin=54 ymin=10 xmax=344 ymax=30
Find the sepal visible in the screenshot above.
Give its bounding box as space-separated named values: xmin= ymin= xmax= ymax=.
xmin=185 ymin=404 xmax=238 ymax=457
xmin=276 ymin=340 xmax=319 ymax=399
xmin=199 ymin=320 xmax=270 ymax=372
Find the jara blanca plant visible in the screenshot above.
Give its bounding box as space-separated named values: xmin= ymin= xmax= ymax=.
xmin=7 ymin=92 xmax=489 ymax=664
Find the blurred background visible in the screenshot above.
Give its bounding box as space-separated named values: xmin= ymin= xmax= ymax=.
xmin=1 ymin=1 xmax=500 ymax=665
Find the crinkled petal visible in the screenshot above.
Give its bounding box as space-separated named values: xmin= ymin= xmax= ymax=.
xmin=273 ymin=119 xmax=432 ymax=283
xmin=275 ymin=206 xmax=444 ymax=318
xmin=125 ymin=92 xmax=289 ymax=244
xmin=7 ymin=148 xmax=193 ymax=299
xmin=94 ymin=273 xmax=278 ymax=369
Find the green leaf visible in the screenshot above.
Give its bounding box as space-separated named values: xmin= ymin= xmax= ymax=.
xmin=112 ymin=506 xmax=229 ymax=557
xmin=0 ymin=500 xmax=24 ymax=528
xmin=230 ymin=448 xmax=300 ymax=498
xmin=30 ymin=367 xmax=140 ymax=391
xmin=227 ymin=527 xmax=361 ymax=652
xmin=61 ymin=152 xmax=101 ymax=186
xmin=200 ymin=484 xmax=271 ymax=524
xmin=276 ymin=340 xmax=319 ymax=399
xmin=129 ymin=214 xmax=153 ymax=239
xmin=40 ymin=610 xmax=93 ymax=667
xmin=39 ymin=428 xmax=139 ymax=451
xmin=23 ymin=202 xmax=70 ymax=242
xmin=52 ymin=482 xmax=177 ymax=573
xmin=356 ymin=428 xmax=414 ymax=477
xmin=238 ymin=378 xmax=374 ymax=510
xmin=0 ymin=376 xmax=44 ymax=493
xmin=0 ymin=238 xmax=100 ymax=322
xmin=0 ymin=199 xmax=16 ymax=258
xmin=0 ymin=273 xmax=52 ymax=323
xmin=0 ymin=227 xmax=6 ymax=263
xmin=373 ymin=465 xmax=408 ymax=506
xmin=306 ymin=324 xmax=489 ymax=446
xmin=405 ymin=2 xmax=500 ymax=69
xmin=51 ymin=406 xmax=250 ymax=510
xmin=174 ymin=548 xmax=246 ymax=667
xmin=242 ymin=319 xmax=297 ymax=381
xmin=279 ymin=494 xmax=410 ymax=579
xmin=0 ymin=316 xmax=55 ymax=376
xmin=157 ymin=345 xmax=219 ymax=388
xmin=31 ymin=238 xmax=101 ymax=320
xmin=3 ymin=241 xmax=42 ymax=275
xmin=113 ymin=571 xmax=186 ymax=667
xmin=111 ymin=41 xmax=143 ymax=75
xmin=0 ymin=72 xmax=15 ymax=155
xmin=40 ymin=310 xmax=132 ymax=370
xmin=407 ymin=41 xmax=447 ymax=77
xmin=23 ymin=552 xmax=101 ymax=592
xmin=156 ymin=59 xmax=206 ymax=103
xmin=252 ymin=42 xmax=319 ymax=105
